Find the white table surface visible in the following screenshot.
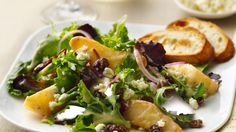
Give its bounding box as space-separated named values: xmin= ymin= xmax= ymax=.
xmin=0 ymin=0 xmax=236 ymax=131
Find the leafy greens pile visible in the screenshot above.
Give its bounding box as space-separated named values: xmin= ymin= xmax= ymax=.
xmin=7 ymin=18 xmax=211 ymax=131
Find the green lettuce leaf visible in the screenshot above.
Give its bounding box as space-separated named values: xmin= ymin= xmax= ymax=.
xmin=77 ymin=81 xmax=130 ymax=128
xmin=28 ymin=22 xmax=79 ymax=70
xmin=72 ymin=115 xmax=95 ymax=132
xmin=99 ymin=18 xmax=135 ymax=51
xmin=51 ymin=50 xmax=87 ymax=91
xmin=7 ymin=61 xmax=32 ymax=97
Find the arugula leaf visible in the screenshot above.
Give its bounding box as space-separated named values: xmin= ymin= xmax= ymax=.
xmin=195 ymin=64 xmax=208 ymax=72
xmin=160 ymin=107 xmax=194 ymax=128
xmin=170 ymin=113 xmax=194 ymax=128
xmin=161 ymin=68 xmax=188 ymax=98
xmin=41 ymin=116 xmax=55 ymax=125
xmin=192 ymin=83 xmax=206 ymax=99
xmin=154 ymin=86 xmax=175 ymax=106
xmin=100 ymin=18 xmax=135 ymax=51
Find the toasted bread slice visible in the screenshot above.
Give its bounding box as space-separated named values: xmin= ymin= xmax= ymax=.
xmin=167 ymin=17 xmax=235 ymax=62
xmin=139 ymin=27 xmax=214 ymax=64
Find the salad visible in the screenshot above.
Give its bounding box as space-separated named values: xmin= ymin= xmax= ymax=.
xmin=7 ymin=19 xmax=221 ymax=132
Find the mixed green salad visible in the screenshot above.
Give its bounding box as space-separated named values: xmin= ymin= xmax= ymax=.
xmin=7 ymin=19 xmax=221 ymax=132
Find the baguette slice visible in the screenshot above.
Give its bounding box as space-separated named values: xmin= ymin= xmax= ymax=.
xmin=167 ymin=17 xmax=235 ymax=62
xmin=139 ymin=27 xmax=214 ymax=64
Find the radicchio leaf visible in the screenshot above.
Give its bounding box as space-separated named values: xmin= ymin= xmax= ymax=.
xmin=92 ymin=58 xmax=109 ymax=78
xmin=74 ymin=24 xmax=98 ymax=39
xmin=33 ymin=58 xmax=52 ymax=73
xmin=12 ymin=74 xmax=40 ymax=92
xmin=80 ymin=68 xmax=97 ymax=88
xmin=208 ymin=72 xmax=221 ymax=84
xmin=135 ymin=41 xmax=166 ymax=67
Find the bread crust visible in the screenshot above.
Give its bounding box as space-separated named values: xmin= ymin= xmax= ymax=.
xmin=138 ymin=27 xmax=215 ymax=64
xmin=215 ymin=38 xmax=235 ymax=62
xmin=167 ymin=17 xmax=235 ymax=62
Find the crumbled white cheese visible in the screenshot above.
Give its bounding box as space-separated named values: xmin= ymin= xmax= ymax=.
xmin=181 ymin=0 xmax=236 ymax=14
xmin=76 ymin=52 xmax=90 ymax=61
xmin=76 ymin=45 xmax=88 ymax=52
xmin=49 ymin=101 xmax=57 ymax=110
xmin=131 ymin=78 xmax=149 ymax=91
xmin=138 ymin=127 xmax=145 ymax=131
xmin=54 ymin=94 xmax=60 ymax=100
xmin=103 ymin=67 xmax=114 ymax=78
xmin=58 ymin=93 xmax=68 ymax=102
xmin=157 ymin=120 xmax=166 ymax=127
xmin=61 ymin=87 xmax=65 ymax=93
xmin=103 ymin=77 xmax=111 ymax=86
xmin=123 ymin=88 xmax=135 ymax=100
xmin=104 ymin=87 xmax=112 ymax=97
xmin=62 ymin=71 xmax=66 ymax=76
xmin=149 ymin=82 xmax=157 ymax=94
xmin=42 ymin=57 xmax=49 ymax=62
xmin=189 ymin=97 xmax=199 ymax=109
xmin=94 ymin=78 xmax=111 ymax=94
xmin=68 ymin=62 xmax=76 ymax=71
xmin=95 ymin=124 xmax=106 ymax=132
xmin=94 ymin=83 xmax=106 ymax=93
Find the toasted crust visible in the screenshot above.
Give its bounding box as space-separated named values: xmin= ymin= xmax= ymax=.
xmin=215 ymin=38 xmax=235 ymax=62
xmin=168 ymin=17 xmax=235 ymax=62
xmin=139 ymin=27 xmax=214 ymax=64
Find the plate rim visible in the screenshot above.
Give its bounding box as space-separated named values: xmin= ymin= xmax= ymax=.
xmin=0 ymin=20 xmax=235 ymax=132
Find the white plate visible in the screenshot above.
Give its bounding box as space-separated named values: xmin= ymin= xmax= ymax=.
xmin=0 ymin=20 xmax=235 ymax=132
xmin=174 ymin=0 xmax=236 ymax=19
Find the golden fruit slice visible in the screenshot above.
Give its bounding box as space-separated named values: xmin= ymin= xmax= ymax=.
xmin=24 ymin=85 xmax=57 ymax=117
xmin=166 ymin=64 xmax=219 ymax=97
xmin=69 ymin=36 xmax=127 ymax=69
xmin=124 ymin=100 xmax=183 ymax=132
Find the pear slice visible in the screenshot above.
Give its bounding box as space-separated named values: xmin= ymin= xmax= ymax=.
xmin=166 ymin=63 xmax=219 ymax=97
xmin=24 ymin=85 xmax=57 ymax=117
xmin=124 ymin=100 xmax=183 ymax=132
xmin=69 ymin=36 xmax=127 ymax=70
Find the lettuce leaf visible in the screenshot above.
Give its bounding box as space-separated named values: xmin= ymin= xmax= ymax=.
xmin=7 ymin=61 xmax=33 ymax=97
xmin=76 ymin=81 xmax=130 ymax=128
xmin=28 ymin=22 xmax=79 ymax=70
xmin=72 ymin=115 xmax=95 ymax=132
xmin=99 ymin=18 xmax=135 ymax=51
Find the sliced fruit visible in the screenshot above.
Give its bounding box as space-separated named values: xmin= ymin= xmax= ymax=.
xmin=24 ymin=85 xmax=57 ymax=117
xmin=166 ymin=63 xmax=219 ymax=97
xmin=69 ymin=36 xmax=127 ymax=70
xmin=124 ymin=100 xmax=183 ymax=132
